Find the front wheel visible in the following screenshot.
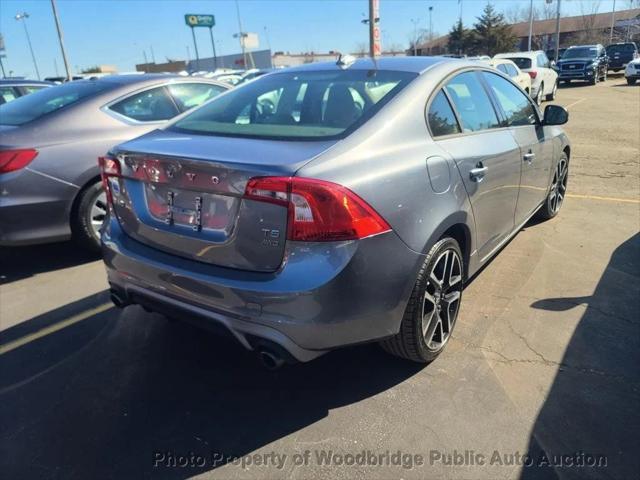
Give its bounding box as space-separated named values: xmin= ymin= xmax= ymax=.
xmin=71 ymin=180 xmax=107 ymax=253
xmin=536 ymin=152 xmax=569 ymax=220
xmin=380 ymin=237 xmax=464 ymax=363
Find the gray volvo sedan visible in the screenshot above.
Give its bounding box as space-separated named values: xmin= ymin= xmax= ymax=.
xmin=101 ymin=57 xmax=570 ymax=367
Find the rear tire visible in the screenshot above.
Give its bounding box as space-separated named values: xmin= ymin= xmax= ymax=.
xmin=536 ymin=152 xmax=569 ymax=221
xmin=535 ymin=83 xmax=544 ymax=105
xmin=546 ymin=81 xmax=558 ymax=101
xmin=628 ymin=78 xmax=636 ymax=85
xmin=71 ymin=180 xmax=106 ymax=253
xmin=380 ymin=237 xmax=464 ymax=363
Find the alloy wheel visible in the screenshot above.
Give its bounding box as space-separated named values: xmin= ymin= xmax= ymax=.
xmin=421 ymin=249 xmax=463 ymax=351
xmin=89 ymin=191 xmax=108 ymax=240
xmin=548 ymin=156 xmax=568 ymax=214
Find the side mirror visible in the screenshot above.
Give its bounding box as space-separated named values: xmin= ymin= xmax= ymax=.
xmin=543 ymin=104 xmax=569 ymax=126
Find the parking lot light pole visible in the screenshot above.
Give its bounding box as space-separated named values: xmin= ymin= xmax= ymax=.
xmin=15 ymin=12 xmax=40 ymax=80
xmin=50 ymin=0 xmax=72 ymax=82
xmin=208 ymin=27 xmax=218 ymax=71
xmin=609 ymin=0 xmax=617 ymax=44
xmin=527 ymin=0 xmax=534 ymax=51
xmin=554 ymin=0 xmax=562 ymax=63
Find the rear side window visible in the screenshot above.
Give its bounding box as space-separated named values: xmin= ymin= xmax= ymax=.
xmin=109 ymin=86 xmax=179 ymax=122
xmin=444 ymin=72 xmax=500 ymax=133
xmin=537 ymin=54 xmax=549 ymax=67
xmin=607 ymin=43 xmax=637 ymax=54
xmin=496 ymin=64 xmax=509 ymax=75
xmin=0 ymin=87 xmax=18 ymax=104
xmin=0 ymin=80 xmax=113 ymax=126
xmin=506 ymin=64 xmax=519 ymax=77
xmin=482 ymin=72 xmax=537 ymax=127
xmin=509 ymin=57 xmax=532 ymax=70
xmin=23 ymin=85 xmax=48 ymax=94
xmin=427 ymin=90 xmax=460 ymax=137
xmin=166 ymin=83 xmax=227 ymax=112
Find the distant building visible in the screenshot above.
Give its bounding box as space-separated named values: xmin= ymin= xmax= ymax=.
xmin=416 ymin=7 xmax=640 ymax=56
xmin=188 ymin=49 xmax=273 ymax=71
xmin=272 ymin=50 xmax=406 ymax=68
xmin=136 ymin=60 xmax=186 ymax=73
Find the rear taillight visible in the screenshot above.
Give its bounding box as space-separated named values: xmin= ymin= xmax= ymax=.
xmin=245 ymin=176 xmax=391 ymax=242
xmin=528 ymin=71 xmax=538 ymax=79
xmin=98 ymin=156 xmax=121 ymax=205
xmin=0 ymin=149 xmax=38 ymax=174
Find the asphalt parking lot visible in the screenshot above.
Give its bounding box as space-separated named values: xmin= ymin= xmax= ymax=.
xmin=1 ymin=75 xmax=638 ymax=480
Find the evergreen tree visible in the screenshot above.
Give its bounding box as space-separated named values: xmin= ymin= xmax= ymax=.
xmin=472 ymin=3 xmax=516 ymax=56
xmin=447 ymin=19 xmax=472 ymax=55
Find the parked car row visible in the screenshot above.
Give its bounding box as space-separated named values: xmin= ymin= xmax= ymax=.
xmin=0 ymin=79 xmax=53 ymax=104
xmin=0 ymin=75 xmax=230 ymax=250
xmin=0 ymin=55 xmax=572 ymax=367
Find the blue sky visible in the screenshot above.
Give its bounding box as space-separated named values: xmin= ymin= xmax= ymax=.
xmin=0 ymin=0 xmax=624 ymax=78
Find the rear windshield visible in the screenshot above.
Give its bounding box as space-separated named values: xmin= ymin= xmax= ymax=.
xmin=606 ymin=43 xmax=637 ymax=54
xmin=0 ymin=80 xmax=114 ymax=126
xmin=507 ymin=57 xmax=532 ymax=70
xmin=170 ymin=69 xmax=417 ymax=140
xmin=562 ymin=47 xmax=598 ymax=59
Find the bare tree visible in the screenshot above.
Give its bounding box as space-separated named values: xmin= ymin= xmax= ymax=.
xmin=354 ymin=42 xmax=368 ymax=58
xmin=505 ymin=4 xmax=526 ymax=24
xmin=576 ymin=1 xmax=604 ymax=44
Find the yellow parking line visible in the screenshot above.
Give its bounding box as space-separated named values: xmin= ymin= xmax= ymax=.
xmin=567 ymin=193 xmax=640 ymax=204
xmin=0 ymin=303 xmax=113 ymax=356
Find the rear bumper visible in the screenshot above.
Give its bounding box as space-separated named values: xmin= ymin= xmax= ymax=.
xmin=0 ymin=169 xmax=77 ymax=246
xmin=102 ymin=218 xmax=424 ymax=362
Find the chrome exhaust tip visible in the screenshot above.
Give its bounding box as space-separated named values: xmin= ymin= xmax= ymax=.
xmin=258 ymin=349 xmax=285 ymax=370
xmin=109 ymin=290 xmax=130 ymax=309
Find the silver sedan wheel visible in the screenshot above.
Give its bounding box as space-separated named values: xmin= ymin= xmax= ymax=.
xmin=548 ymin=156 xmax=568 ymax=214
xmin=89 ymin=191 xmax=108 ymax=240
xmin=421 ymin=249 xmax=463 ymax=352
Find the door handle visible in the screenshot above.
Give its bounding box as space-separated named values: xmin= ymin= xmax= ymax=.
xmin=469 ymin=164 xmax=488 ymax=182
xmin=523 ymin=152 xmax=536 ymax=163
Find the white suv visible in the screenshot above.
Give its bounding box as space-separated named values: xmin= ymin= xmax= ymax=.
xmin=494 ymin=50 xmax=559 ymax=105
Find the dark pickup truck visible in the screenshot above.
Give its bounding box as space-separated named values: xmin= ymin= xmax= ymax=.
xmin=606 ymin=42 xmax=639 ymax=72
xmin=554 ymin=44 xmax=608 ymax=85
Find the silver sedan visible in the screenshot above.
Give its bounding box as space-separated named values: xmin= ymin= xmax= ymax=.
xmin=0 ymin=74 xmax=229 ymax=250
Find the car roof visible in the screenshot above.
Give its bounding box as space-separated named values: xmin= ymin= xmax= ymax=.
xmin=495 ymin=51 xmax=542 ymax=59
xmin=62 ymin=74 xmax=232 ymax=95
xmin=567 ymin=44 xmax=600 ymax=48
xmin=0 ymin=79 xmax=54 ymax=86
xmin=282 ymin=56 xmax=450 ymax=74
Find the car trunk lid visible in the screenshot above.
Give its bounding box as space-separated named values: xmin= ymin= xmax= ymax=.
xmin=109 ymin=130 xmax=337 ymax=272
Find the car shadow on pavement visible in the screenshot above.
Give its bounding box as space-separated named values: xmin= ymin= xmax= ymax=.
xmin=0 ymin=294 xmax=425 ymax=479
xmin=0 ymin=242 xmax=100 ymax=284
xmin=520 ymin=233 xmax=640 ymax=479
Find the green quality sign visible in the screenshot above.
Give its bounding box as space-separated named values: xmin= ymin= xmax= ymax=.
xmin=184 ymin=14 xmax=215 ymax=28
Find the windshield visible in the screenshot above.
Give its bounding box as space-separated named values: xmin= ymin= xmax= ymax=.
xmin=606 ymin=44 xmax=636 ymax=54
xmin=507 ymin=58 xmax=532 ymax=70
xmin=170 ymin=69 xmax=417 ymax=140
xmin=0 ymin=80 xmax=114 ymax=126
xmin=562 ymin=47 xmax=598 ymax=59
